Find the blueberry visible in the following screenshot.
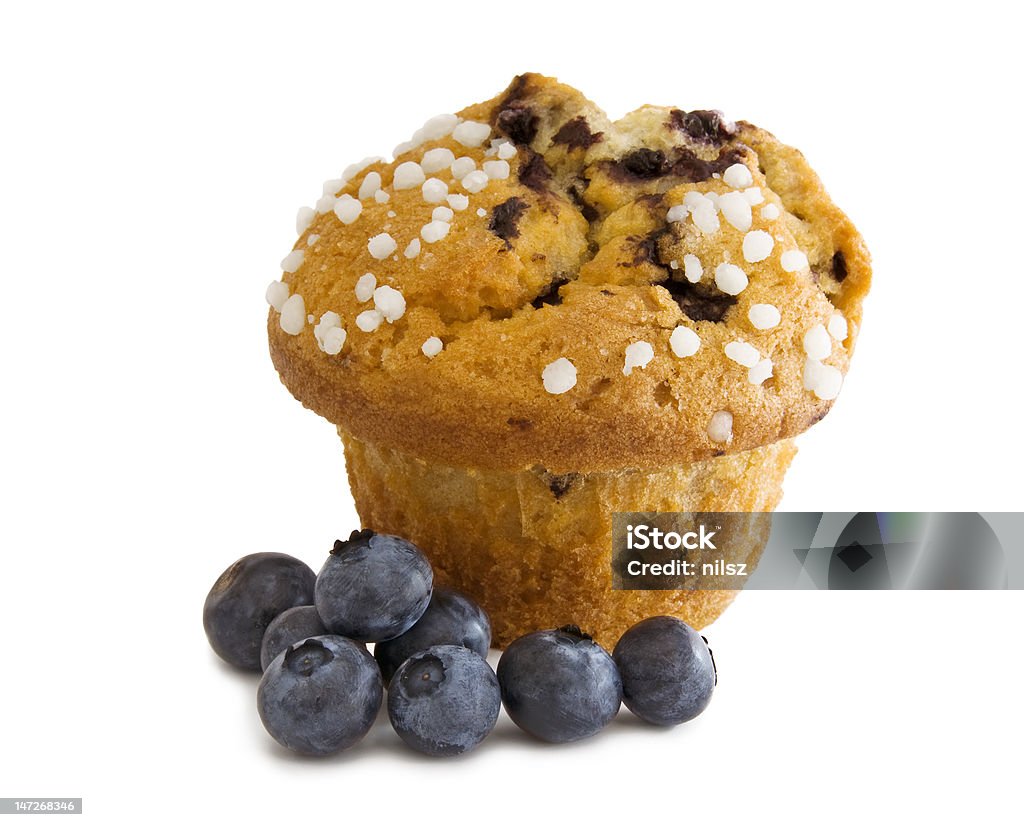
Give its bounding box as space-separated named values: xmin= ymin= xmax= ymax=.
xmin=260 ymin=606 xmax=366 ymax=671
xmin=387 ymin=645 xmax=500 ymax=757
xmin=612 ymin=616 xmax=716 ymax=726
xmin=260 ymin=605 xmax=328 ymax=671
xmin=315 ymin=530 xmax=433 ymax=642
xmin=203 ymin=552 xmax=316 ymax=671
xmin=375 ymin=587 xmax=491 ymax=683
xmin=497 ymin=625 xmax=621 ymax=743
xmin=257 ymin=635 xmax=382 ymax=756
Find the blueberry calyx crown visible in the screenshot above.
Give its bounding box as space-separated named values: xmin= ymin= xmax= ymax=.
xmin=555 ymin=624 xmax=593 ymax=643
xmin=283 ymin=638 xmax=335 ymax=677
xmin=331 ymin=528 xmax=376 ymax=556
xmin=400 ymin=653 xmax=447 ymax=698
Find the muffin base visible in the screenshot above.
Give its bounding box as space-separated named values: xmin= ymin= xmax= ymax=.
xmin=341 ymin=430 xmax=797 ymax=649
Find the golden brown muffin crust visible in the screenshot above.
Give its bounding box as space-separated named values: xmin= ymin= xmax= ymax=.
xmin=268 ymin=74 xmax=871 ymax=473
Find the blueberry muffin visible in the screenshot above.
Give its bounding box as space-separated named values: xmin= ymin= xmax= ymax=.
xmin=266 ymin=74 xmax=871 ymax=647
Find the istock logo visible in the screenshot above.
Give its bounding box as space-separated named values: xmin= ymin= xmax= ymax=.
xmin=625 ymin=524 xmax=718 ymax=551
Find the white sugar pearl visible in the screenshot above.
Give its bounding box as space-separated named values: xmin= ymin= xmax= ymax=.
xmin=715 ymin=263 xmax=748 ymax=295
xmin=476 ymin=208 xmax=487 ymax=217
xmin=374 ymin=189 xmax=390 ymax=204
xmin=355 ymin=309 xmax=384 ymax=332
xmin=623 ymin=341 xmax=654 ymax=376
xmin=803 ymin=358 xmax=842 ymax=399
xmin=358 ymin=171 xmax=381 ymax=200
xmin=803 ymin=324 xmax=832 ymax=359
xmin=447 ymin=193 xmax=469 ymax=211
xmin=342 ymin=156 xmax=382 ymax=182
xmin=669 ymin=260 xmax=679 ymax=270
xmin=683 ymin=254 xmax=703 ymax=284
xmin=279 ymin=294 xmax=306 ymax=335
xmin=723 ymin=162 xmax=753 ymax=189
xmin=393 ymin=161 xmax=426 ymax=190
xmin=333 ymin=195 xmax=362 ymax=224
xmin=760 ymin=203 xmax=780 ymax=220
xmin=280 ymin=249 xmax=304 ymax=273
xmin=718 ymin=191 xmax=752 ymax=231
xmin=422 ymin=178 xmax=449 ymax=203
xmin=707 ymin=411 xmax=733 ymax=443
xmin=313 ymin=311 xmax=342 ymax=348
xmin=803 ymin=358 xmax=824 ymax=391
xmin=828 ymin=313 xmax=848 ymax=341
xmin=404 ymin=238 xmax=421 ymax=259
xmin=431 ymin=206 xmax=454 ymax=222
xmin=748 ymin=358 xmax=773 ymax=386
xmin=482 ymin=159 xmax=510 ymax=180
xmin=367 ymin=233 xmax=397 ymax=260
xmin=421 ymin=147 xmax=456 ymax=173
xmin=742 ymin=187 xmax=764 ymax=206
xmin=667 ymin=204 xmax=688 ymax=223
xmin=742 ymin=230 xmax=774 ymax=263
xmin=421 ymin=220 xmax=451 ymax=243
xmin=461 ymin=171 xmax=489 ymax=193
xmin=393 ymin=137 xmax=422 ymax=159
xmin=813 ymin=364 xmax=843 ymax=400
xmin=265 ymin=280 xmax=290 ymax=311
xmin=373 ymin=285 xmax=406 ymax=322
xmin=322 ymin=178 xmax=344 ymax=196
xmin=748 ymin=303 xmax=781 ymax=330
xmin=392 ymin=139 xmax=420 ymax=158
xmin=725 ymin=341 xmax=760 ymax=368
xmin=542 ymin=357 xmax=577 ymax=395
xmin=320 ymin=326 xmax=347 ymax=355
xmin=421 ymin=114 xmax=459 ymax=140
xmin=691 ymin=201 xmax=720 ymax=234
xmin=497 ymin=142 xmax=517 ymax=159
xmin=296 ymin=206 xmax=315 ymax=235
xmin=306 ymin=234 xmax=319 ymax=246
xmin=421 ymin=336 xmax=443 ymax=358
xmin=781 ymin=250 xmax=809 ymax=272
xmin=452 ymin=121 xmax=492 ymax=147
xmin=669 ymin=326 xmax=700 ymax=358
xmin=683 ymin=192 xmax=708 ymax=209
xmin=450 ymin=157 xmax=476 ymax=179
xmin=355 ymin=273 xmax=376 ymax=303
xmin=315 ymin=194 xmax=337 ymax=214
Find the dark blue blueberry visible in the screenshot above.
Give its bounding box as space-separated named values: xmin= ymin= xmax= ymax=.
xmin=497 ymin=625 xmax=621 ymax=743
xmin=612 ymin=616 xmax=716 ymax=726
xmin=387 ymin=645 xmax=500 ymax=757
xmin=257 ymin=635 xmax=382 ymax=756
xmin=260 ymin=605 xmax=328 ymax=671
xmin=203 ymin=552 xmax=316 ymax=671
xmin=315 ymin=530 xmax=433 ymax=642
xmin=374 ymin=587 xmax=491 ymax=683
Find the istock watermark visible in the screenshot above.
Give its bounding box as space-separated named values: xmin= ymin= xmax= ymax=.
xmin=625 ymin=523 xmax=718 ymax=551
xmin=612 ymin=512 xmax=1019 ymax=590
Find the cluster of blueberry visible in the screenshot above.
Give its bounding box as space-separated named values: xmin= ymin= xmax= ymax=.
xmin=203 ymin=529 xmax=717 ymax=757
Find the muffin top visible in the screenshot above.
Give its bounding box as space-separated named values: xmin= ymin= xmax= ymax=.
xmin=267 ymin=74 xmax=870 ymax=473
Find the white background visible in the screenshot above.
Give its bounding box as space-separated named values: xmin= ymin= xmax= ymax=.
xmin=2 ymin=2 xmax=1021 ymax=824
